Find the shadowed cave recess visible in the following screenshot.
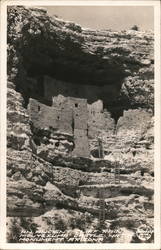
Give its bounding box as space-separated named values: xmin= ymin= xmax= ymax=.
xmin=8 ymin=6 xmax=154 ymax=126
xmin=16 ymin=39 xmax=128 ymax=123
xmin=23 ymin=55 xmax=126 ymax=123
xmin=10 ymin=7 xmax=144 ymax=123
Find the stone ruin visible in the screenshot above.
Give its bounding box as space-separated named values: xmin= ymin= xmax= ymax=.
xmin=28 ymin=76 xmax=111 ymax=157
xmin=27 ymin=74 xmax=153 ymax=159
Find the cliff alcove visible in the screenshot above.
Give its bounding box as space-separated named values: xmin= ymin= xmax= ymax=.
xmin=8 ymin=6 xmax=154 ymax=121
xmin=7 ymin=6 xmax=154 ymax=243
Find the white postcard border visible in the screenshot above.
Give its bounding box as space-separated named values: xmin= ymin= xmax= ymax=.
xmin=0 ymin=1 xmax=160 ymax=249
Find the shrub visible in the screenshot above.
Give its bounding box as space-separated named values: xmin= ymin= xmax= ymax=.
xmin=131 ymin=25 xmax=139 ymax=31
xmin=7 ymin=218 xmax=22 ymax=243
xmin=54 ymin=217 xmax=67 ymax=231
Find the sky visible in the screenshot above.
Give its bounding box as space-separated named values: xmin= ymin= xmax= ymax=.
xmin=43 ymin=6 xmax=154 ymax=31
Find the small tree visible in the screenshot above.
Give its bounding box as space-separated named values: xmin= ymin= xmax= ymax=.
xmin=131 ymin=25 xmax=139 ymax=31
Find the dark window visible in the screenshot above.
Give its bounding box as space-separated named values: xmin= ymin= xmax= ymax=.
xmin=57 ymin=116 xmax=60 ymax=120
xmin=75 ymin=103 xmax=78 ymax=108
xmin=55 ymin=142 xmax=60 ymax=147
xmin=38 ymin=105 xmax=40 ymax=111
xmin=132 ymin=151 xmax=136 ymax=157
xmin=72 ymin=117 xmax=74 ymax=133
xmin=141 ymin=169 xmax=144 ymax=176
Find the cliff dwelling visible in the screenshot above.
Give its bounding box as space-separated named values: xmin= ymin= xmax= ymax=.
xmin=28 ymin=75 xmax=113 ymax=158
xmin=13 ymin=8 xmax=154 ymax=159
xmin=24 ymin=54 xmax=153 ymax=159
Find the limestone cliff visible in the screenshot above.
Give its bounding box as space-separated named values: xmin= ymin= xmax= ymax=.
xmin=7 ymin=6 xmax=154 ymax=243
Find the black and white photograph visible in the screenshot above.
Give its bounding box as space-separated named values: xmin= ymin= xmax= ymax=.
xmin=0 ymin=0 xmax=161 ymax=248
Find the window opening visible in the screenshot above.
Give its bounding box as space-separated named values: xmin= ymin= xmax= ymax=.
xmin=55 ymin=141 xmax=60 ymax=147
xmin=132 ymin=151 xmax=136 ymax=157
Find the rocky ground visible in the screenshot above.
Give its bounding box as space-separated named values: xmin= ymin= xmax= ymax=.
xmin=7 ymin=6 xmax=154 ymax=243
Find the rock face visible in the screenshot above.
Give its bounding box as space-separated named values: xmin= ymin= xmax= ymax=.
xmin=7 ymin=6 xmax=154 ymax=243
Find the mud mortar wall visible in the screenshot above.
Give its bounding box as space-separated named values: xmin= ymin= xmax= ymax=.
xmin=28 ymin=98 xmax=73 ymax=134
xmin=116 ymin=109 xmax=152 ymax=136
xmin=73 ymin=129 xmax=90 ymax=157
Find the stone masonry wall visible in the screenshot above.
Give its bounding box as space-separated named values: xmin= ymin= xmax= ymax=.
xmin=28 ymin=98 xmax=73 ymax=134
xmin=44 ymin=76 xmax=115 ymax=138
xmin=67 ymin=97 xmax=88 ymax=130
xmin=28 ymin=96 xmax=90 ymax=157
xmin=72 ymin=129 xmax=90 ymax=157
